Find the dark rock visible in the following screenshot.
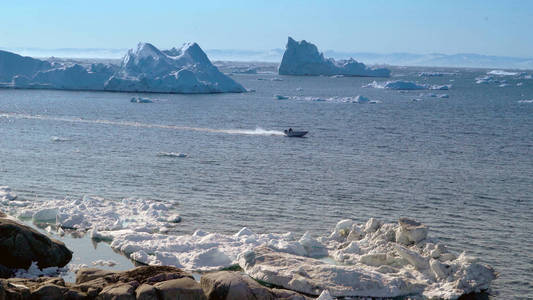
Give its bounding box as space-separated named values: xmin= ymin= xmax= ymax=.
xmin=31 ymin=284 xmax=68 ymax=300
xmin=0 ymin=217 xmax=72 ymax=269
xmin=201 ymin=271 xmax=311 ymax=300
xmin=98 ymin=282 xmax=136 ymax=300
xmin=154 ymin=277 xmax=207 ymax=300
xmin=136 ymin=283 xmax=158 ymax=300
xmin=0 ymin=264 xmax=13 ymax=279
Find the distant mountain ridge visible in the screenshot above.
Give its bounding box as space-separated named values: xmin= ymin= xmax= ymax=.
xmin=1 ymin=46 xmax=532 ymax=69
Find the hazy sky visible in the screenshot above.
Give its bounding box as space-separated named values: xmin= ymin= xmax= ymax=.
xmin=1 ymin=0 xmax=532 ymax=57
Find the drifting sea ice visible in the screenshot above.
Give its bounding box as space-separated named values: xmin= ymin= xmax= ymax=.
xmin=364 ymin=80 xmax=451 ymax=90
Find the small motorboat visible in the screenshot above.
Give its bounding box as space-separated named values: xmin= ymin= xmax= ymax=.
xmin=284 ymin=129 xmax=308 ymax=137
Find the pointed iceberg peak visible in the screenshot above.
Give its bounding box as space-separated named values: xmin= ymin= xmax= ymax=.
xmin=179 ymin=42 xmax=211 ymax=65
xmin=279 ymin=37 xmax=390 ymax=77
xmin=134 ymin=42 xmax=165 ymax=60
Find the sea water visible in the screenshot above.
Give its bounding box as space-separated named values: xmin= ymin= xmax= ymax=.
xmin=0 ymin=66 xmax=532 ymax=298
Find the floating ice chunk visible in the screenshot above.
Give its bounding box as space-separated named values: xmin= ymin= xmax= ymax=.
xmin=0 ymin=186 xmax=17 ymax=201
xmin=518 ymin=99 xmax=533 ymax=103
xmin=517 ymin=82 xmax=523 ymax=86
xmin=130 ymin=97 xmax=153 ymax=103
xmin=50 ymin=136 xmax=71 ymax=142
xmin=365 ymin=80 xmax=426 ymax=90
xmin=157 ymin=152 xmax=187 ymax=158
xmin=274 ymin=94 xmax=289 ymax=100
xmin=418 ymin=72 xmax=444 ymax=77
xmin=279 ymin=37 xmax=390 ymax=77
xmin=32 ymin=208 xmax=58 ymax=223
xmin=499 ymin=83 xmax=511 ymax=87
xmin=92 ymin=260 xmax=117 ymax=267
xmin=487 ymin=70 xmax=518 ymax=76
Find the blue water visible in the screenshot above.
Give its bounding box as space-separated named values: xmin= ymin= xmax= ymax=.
xmin=0 ymin=67 xmax=532 ymax=298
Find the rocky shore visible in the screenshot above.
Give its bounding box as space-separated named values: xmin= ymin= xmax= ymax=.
xmin=1 ymin=266 xmax=312 ymax=300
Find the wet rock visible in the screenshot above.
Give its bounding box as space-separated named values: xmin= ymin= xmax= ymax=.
xmin=0 ymin=216 xmax=72 ymax=269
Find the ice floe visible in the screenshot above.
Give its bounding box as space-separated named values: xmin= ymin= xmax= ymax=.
xmin=284 ymin=95 xmax=377 ymax=104
xmin=487 ymin=70 xmax=518 ymax=76
xmin=518 ymin=99 xmax=533 ymax=103
xmin=50 ymin=136 xmax=71 ymax=142
xmin=0 ymin=186 xmax=17 ymax=201
xmin=1 ymin=191 xmax=179 ymax=233
xmin=130 ymin=97 xmax=154 ymax=103
xmin=365 ymin=80 xmax=451 ymax=90
xmin=278 ymin=37 xmax=390 ymax=77
xmin=157 ymin=152 xmax=188 ymax=158
xmin=92 ymin=259 xmax=117 ymax=267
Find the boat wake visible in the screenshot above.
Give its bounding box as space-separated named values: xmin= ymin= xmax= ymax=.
xmin=0 ymin=112 xmax=284 ymax=136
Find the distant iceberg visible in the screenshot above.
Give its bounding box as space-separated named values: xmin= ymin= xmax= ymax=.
xmin=0 ymin=42 xmax=245 ymax=94
xmin=365 ymin=80 xmax=451 ymax=90
xmin=278 ymin=37 xmax=390 ymax=77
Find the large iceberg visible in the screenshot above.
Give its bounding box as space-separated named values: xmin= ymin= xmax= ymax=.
xmin=278 ymin=37 xmax=390 ymax=77
xmin=0 ymin=42 xmax=245 ymax=94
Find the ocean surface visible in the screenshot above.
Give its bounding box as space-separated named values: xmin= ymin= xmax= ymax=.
xmin=0 ymin=66 xmax=532 ymax=298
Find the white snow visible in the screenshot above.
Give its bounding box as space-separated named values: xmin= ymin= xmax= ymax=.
xmin=0 ymin=186 xmax=17 ymax=201
xmin=278 ymin=37 xmax=390 ymax=77
xmin=1 ymin=43 xmax=245 ymax=94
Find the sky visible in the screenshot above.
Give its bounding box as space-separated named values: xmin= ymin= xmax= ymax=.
xmin=1 ymin=0 xmax=532 ymax=57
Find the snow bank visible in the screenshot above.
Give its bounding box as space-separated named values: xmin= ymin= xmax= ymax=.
xmin=0 ymin=43 xmax=245 ymax=94
xmin=278 ymin=37 xmax=390 ymax=77
xmin=365 ymin=80 xmax=451 ymax=90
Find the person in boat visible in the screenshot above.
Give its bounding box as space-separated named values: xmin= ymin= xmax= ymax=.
xmin=289 ymin=128 xmax=293 ymax=133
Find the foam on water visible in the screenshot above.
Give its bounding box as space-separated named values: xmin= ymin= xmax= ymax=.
xmin=0 ymin=112 xmax=283 ymax=136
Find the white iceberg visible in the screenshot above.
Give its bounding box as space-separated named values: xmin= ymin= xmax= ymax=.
xmin=278 ymin=37 xmax=390 ymax=77
xmin=365 ymin=80 xmax=451 ymax=90
xmin=105 ymin=42 xmax=245 ymax=93
xmin=0 ymin=42 xmax=245 ymax=94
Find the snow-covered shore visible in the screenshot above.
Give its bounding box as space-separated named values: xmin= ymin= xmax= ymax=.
xmin=1 ymin=186 xmax=495 ymax=299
